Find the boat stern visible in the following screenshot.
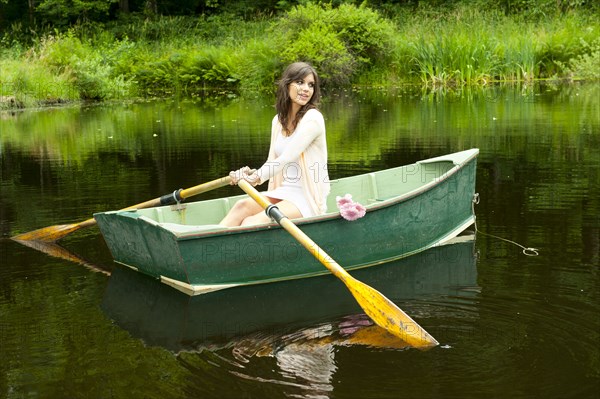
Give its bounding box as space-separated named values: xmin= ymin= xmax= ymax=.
xmin=94 ymin=210 xmax=189 ymax=283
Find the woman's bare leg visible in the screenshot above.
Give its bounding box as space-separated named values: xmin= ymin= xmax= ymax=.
xmin=240 ymin=200 xmax=303 ymax=226
xmin=218 ymin=198 xmax=264 ymax=227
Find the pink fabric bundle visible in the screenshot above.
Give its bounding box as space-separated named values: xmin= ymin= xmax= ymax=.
xmin=336 ymin=194 xmax=366 ymax=221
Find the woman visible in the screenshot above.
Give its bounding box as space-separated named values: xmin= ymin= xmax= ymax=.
xmin=219 ymin=62 xmax=330 ymax=227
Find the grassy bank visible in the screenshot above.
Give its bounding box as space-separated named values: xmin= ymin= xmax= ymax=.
xmin=1 ymin=3 xmax=598 ymax=109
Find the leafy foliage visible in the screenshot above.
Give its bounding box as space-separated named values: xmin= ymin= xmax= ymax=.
xmin=36 ymin=0 xmax=118 ymax=26
xmin=22 ymin=30 xmax=133 ymax=100
xmin=271 ymin=2 xmax=396 ymax=85
xmin=279 ymin=21 xmax=355 ymax=85
xmin=560 ymin=38 xmax=600 ymax=80
xmin=135 ymin=47 xmax=240 ymax=96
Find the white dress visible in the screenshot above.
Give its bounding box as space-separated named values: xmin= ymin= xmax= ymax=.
xmin=255 ymin=109 xmax=329 ymax=217
xmin=263 ymin=133 xmax=314 ymax=217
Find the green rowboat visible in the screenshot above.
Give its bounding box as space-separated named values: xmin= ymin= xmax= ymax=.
xmin=94 ymin=148 xmax=479 ymax=295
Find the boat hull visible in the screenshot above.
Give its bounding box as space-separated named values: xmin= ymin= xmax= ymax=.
xmin=101 ymin=236 xmax=479 ymax=352
xmin=94 ymin=149 xmax=479 ymax=295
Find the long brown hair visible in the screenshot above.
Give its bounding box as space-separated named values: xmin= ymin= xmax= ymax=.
xmin=276 ymin=62 xmax=321 ymax=136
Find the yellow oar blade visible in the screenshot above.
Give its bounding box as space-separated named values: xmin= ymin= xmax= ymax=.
xmin=237 ymin=180 xmax=439 ymax=349
xmin=344 ymin=275 xmax=439 ymax=348
xmin=11 ymin=219 xmax=95 ymax=242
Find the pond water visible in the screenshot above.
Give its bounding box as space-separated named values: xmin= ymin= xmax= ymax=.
xmin=1 ymin=83 xmax=598 ymax=398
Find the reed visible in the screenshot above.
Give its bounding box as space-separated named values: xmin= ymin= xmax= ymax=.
xmin=396 ymin=8 xmax=599 ymax=86
xmin=0 ymin=59 xmax=78 ymax=109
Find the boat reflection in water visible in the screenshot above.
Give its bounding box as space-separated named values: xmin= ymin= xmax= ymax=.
xmin=101 ymin=233 xmax=479 ymax=354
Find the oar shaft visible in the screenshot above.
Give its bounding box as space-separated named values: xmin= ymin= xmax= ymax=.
xmin=58 ymin=178 xmax=233 ymax=229
xmin=180 ymin=176 xmax=232 ymax=199
xmin=278 ymin=215 xmax=348 ymax=279
xmin=13 ymin=176 xmax=232 ymax=243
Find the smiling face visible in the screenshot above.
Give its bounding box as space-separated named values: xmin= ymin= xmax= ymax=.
xmin=288 ymin=73 xmax=315 ymax=111
xmin=275 ymin=62 xmax=321 ymax=135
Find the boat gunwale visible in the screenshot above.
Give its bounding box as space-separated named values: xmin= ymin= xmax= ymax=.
xmin=166 ymin=148 xmax=479 ymax=241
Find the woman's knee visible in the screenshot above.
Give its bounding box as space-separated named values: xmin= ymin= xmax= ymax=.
xmin=240 ymin=212 xmax=270 ymax=226
xmin=231 ymin=198 xmax=254 ymax=212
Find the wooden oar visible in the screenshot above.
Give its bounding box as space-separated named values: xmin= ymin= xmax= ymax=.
xmin=12 ymin=176 xmax=232 ymax=243
xmin=237 ymin=179 xmax=439 ymax=349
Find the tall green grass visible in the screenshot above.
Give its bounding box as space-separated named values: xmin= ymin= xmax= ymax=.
xmin=0 ymin=59 xmax=78 ymax=109
xmin=1 ymin=3 xmax=598 ymax=108
xmin=394 ymin=8 xmax=599 ymax=86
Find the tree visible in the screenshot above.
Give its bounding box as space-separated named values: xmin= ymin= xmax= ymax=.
xmin=35 ymin=0 xmax=118 ymax=25
xmin=28 ymin=0 xmax=36 ymax=25
xmin=144 ymin=0 xmax=157 ymax=15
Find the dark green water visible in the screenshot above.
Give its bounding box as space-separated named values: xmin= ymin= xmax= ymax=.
xmin=1 ymin=84 xmax=598 ymax=398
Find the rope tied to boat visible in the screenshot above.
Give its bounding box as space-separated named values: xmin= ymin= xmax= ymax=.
xmin=472 ymin=193 xmax=539 ymax=256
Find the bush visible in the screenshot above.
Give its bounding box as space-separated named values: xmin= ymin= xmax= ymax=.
xmin=125 ymin=46 xmax=241 ymax=97
xmin=560 ymin=38 xmax=600 ymax=80
xmin=27 ymin=31 xmax=134 ymax=100
xmin=182 ymin=47 xmax=240 ymax=91
xmin=33 ymin=32 xmax=87 ymax=72
xmin=271 ymin=2 xmax=396 ymax=85
xmin=280 ymin=21 xmax=355 ymax=86
xmin=235 ymin=38 xmax=281 ymax=93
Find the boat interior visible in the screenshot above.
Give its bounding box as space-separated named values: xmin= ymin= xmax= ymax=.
xmin=122 ymin=160 xmax=457 ymax=233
